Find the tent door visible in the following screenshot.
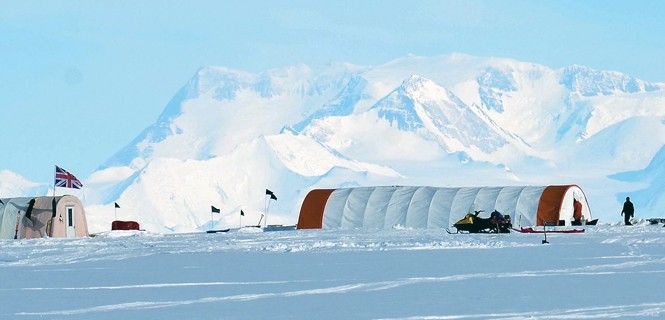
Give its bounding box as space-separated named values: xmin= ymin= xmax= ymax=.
xmin=66 ymin=206 xmax=76 ymax=238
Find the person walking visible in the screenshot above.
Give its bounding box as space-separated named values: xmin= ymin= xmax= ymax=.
xmin=621 ymin=197 xmax=634 ymax=226
xmin=573 ymin=198 xmax=583 ymax=225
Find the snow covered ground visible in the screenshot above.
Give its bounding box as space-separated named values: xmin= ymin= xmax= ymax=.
xmin=2 ymin=224 xmax=665 ymax=319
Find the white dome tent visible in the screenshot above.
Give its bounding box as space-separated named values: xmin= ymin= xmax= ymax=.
xmin=297 ymin=185 xmax=591 ymax=229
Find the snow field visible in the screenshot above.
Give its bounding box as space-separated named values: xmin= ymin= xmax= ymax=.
xmin=2 ymin=225 xmax=665 ymax=319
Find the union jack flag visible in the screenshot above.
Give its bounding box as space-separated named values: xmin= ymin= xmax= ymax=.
xmin=55 ymin=166 xmax=83 ymax=189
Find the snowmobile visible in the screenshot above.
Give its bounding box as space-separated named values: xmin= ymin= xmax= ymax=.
xmin=447 ymin=210 xmax=512 ymax=234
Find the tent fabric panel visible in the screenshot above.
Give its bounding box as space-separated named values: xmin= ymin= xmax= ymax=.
xmin=515 ymin=186 xmax=546 ymax=226
xmin=0 ymin=203 xmax=19 ymax=239
xmin=384 ymin=186 xmax=419 ymax=229
xmin=494 ymin=186 xmax=526 ymax=219
xmin=48 ymin=197 xmax=67 ymax=238
xmin=26 ymin=197 xmax=59 ymax=238
xmin=48 ymin=201 xmax=65 ymax=237
xmin=471 ymin=187 xmax=503 ymax=214
xmin=363 ymin=186 xmax=397 ymax=229
xmin=0 ymin=198 xmax=31 ymax=239
xmin=427 ymin=188 xmax=460 ymax=228
xmin=323 ymin=189 xmax=353 ymax=229
xmin=297 ymin=189 xmax=335 ymax=229
xmin=537 ymin=185 xmax=571 ymax=226
xmin=449 ymin=188 xmax=482 ymax=226
xmin=405 ymin=187 xmax=437 ymax=228
xmin=0 ymin=201 xmax=7 ymax=238
xmin=341 ymin=188 xmax=374 ymax=229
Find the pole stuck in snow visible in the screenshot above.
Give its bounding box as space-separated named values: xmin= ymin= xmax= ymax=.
xmin=210 ymin=206 xmax=221 ymax=231
xmin=263 ymin=189 xmax=277 ymax=228
xmin=114 ymin=202 xmax=120 ymax=220
xmin=263 ymin=198 xmax=270 ymax=228
xmin=264 ymin=196 xmax=268 ymax=228
xmin=14 ymin=210 xmax=21 ymax=240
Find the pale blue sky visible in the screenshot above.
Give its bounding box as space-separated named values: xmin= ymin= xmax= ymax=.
xmin=2 ymin=0 xmax=665 ymax=182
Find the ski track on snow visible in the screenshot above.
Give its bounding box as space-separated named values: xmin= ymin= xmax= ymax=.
xmin=377 ymin=302 xmax=665 ymax=319
xmin=14 ymin=280 xmax=314 ymax=291
xmin=15 ymin=268 xmax=665 ymax=316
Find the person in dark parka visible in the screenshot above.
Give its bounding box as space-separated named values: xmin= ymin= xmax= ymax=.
xmin=573 ymin=198 xmax=583 ymax=224
xmin=621 ymin=197 xmax=634 ymax=226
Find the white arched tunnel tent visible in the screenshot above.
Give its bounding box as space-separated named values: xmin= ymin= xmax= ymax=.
xmin=297 ymin=185 xmax=591 ymax=229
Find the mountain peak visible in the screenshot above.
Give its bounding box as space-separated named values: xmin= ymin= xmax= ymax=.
xmin=191 ymin=66 xmax=254 ymax=99
xmin=401 ymin=74 xmax=431 ymax=86
xmin=370 ymin=75 xmax=437 ymax=131
xmin=397 ymin=75 xmax=464 ymax=109
xmin=399 ymin=75 xmax=439 ymax=95
xmin=369 ymin=75 xmax=510 ymax=156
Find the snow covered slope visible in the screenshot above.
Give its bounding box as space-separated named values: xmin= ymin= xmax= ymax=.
xmin=74 ymin=54 xmax=665 ymax=232
xmin=87 ymin=133 xmax=399 ymax=233
xmin=0 ymin=170 xmax=46 ymax=198
xmin=612 ymin=144 xmax=665 ymax=216
xmin=570 ymin=116 xmax=665 ymax=171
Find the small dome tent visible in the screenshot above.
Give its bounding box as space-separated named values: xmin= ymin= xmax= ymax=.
xmin=297 ymin=185 xmax=591 ymax=230
xmin=0 ymin=195 xmax=88 ymax=239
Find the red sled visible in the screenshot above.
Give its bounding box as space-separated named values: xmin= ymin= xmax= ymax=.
xmin=112 ymin=220 xmax=140 ymax=231
xmin=512 ymin=227 xmax=584 ymax=234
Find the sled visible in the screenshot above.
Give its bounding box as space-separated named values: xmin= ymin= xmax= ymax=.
xmin=112 ymin=220 xmax=141 ymax=231
xmin=512 ymin=227 xmax=584 ymax=234
xmin=206 ymin=228 xmax=231 ymax=234
xmin=571 ymin=219 xmax=598 ymax=226
xmin=647 ymin=218 xmax=665 ymax=225
xmin=263 ymin=225 xmax=297 ymax=232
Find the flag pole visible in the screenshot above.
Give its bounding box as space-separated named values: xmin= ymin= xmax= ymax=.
xmin=264 ymin=195 xmax=268 ymax=228
xmin=266 ymin=199 xmax=272 ymax=228
xmin=239 ymin=210 xmax=242 ymax=229
xmin=52 ymin=165 xmax=56 ymax=197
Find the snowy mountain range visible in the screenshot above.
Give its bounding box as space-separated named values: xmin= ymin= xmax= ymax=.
xmin=3 ymin=54 xmax=665 ymax=232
